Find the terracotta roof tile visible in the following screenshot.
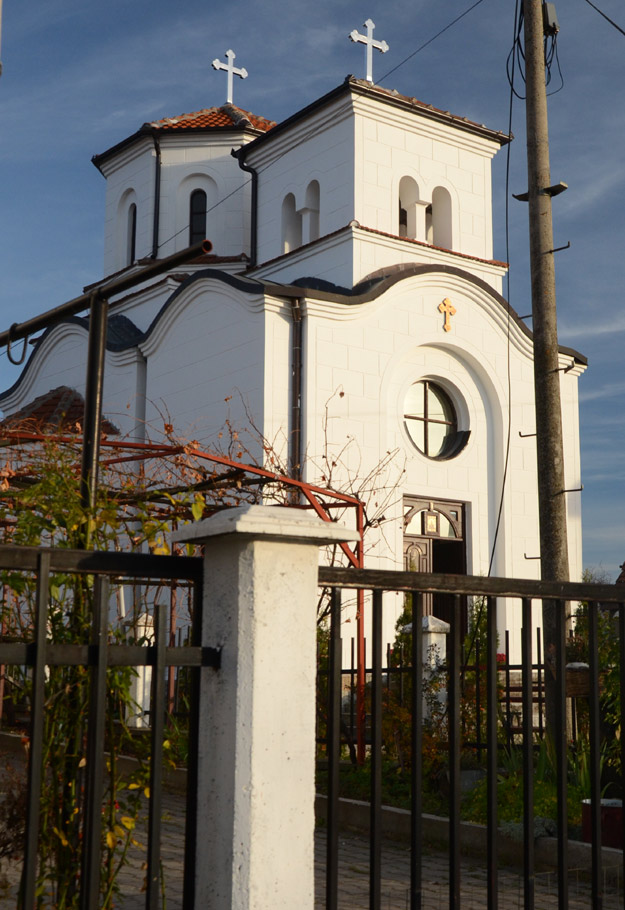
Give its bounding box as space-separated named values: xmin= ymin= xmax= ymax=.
xmin=149 ymin=105 xmax=275 ymax=133
xmin=2 ymin=387 xmax=119 ymax=436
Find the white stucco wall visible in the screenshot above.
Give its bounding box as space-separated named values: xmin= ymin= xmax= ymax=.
xmin=250 ymin=98 xmax=355 ymax=267
xmin=249 ymin=84 xmax=504 ymax=286
xmin=138 ymin=278 xmax=290 ymax=457
xmin=98 ymin=131 xmax=257 ymax=278
xmin=99 ymin=139 xmax=155 ymax=277
xmin=352 ymin=94 xmax=500 ymax=263
xmin=297 ymin=270 xmax=584 ymax=659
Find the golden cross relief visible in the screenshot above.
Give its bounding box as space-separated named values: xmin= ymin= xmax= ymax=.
xmin=438 ymin=297 xmax=456 ymax=332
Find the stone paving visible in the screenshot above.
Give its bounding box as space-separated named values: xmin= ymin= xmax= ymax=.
xmin=1 ymin=789 xmax=623 ymax=908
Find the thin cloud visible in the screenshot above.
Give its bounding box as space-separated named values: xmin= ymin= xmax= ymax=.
xmin=560 ymin=312 xmax=625 ymax=341
xmin=580 ymin=380 xmax=625 ymax=403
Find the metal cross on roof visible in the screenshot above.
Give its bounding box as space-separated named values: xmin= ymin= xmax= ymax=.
xmin=349 ymin=19 xmax=389 ymax=83
xmin=212 ymin=49 xmax=248 ymax=104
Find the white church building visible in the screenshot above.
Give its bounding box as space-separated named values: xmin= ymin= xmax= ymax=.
xmin=0 ymin=69 xmax=586 ymax=657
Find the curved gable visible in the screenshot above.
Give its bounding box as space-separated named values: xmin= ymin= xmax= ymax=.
xmin=0 ymin=315 xmax=144 ymax=411
xmin=280 ymin=263 xmax=586 ymax=366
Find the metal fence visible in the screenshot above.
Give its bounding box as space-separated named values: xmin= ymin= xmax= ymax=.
xmin=2 ymin=547 xmax=625 ymax=910
xmin=0 ymin=543 xmax=209 ymax=910
xmin=318 ymin=565 xmax=625 ymax=910
xmin=325 ymin=627 xmax=550 ymax=761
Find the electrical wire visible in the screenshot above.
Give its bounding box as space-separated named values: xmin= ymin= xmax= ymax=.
xmin=377 ymin=0 xmax=489 ymax=84
xmin=462 ymin=0 xmax=520 ymax=670
xmin=581 ymin=0 xmax=625 ymax=37
xmin=143 ymin=0 xmax=494 ymax=260
xmin=506 ymin=7 xmax=563 ymax=101
xmin=487 ymin=0 xmax=517 ymax=580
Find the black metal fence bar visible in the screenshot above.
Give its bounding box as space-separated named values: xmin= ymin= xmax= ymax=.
xmin=504 ymin=630 xmax=512 ymax=749
xmin=21 ymin=551 xmax=50 ymax=910
xmin=588 ymin=599 xmax=602 ymax=909
xmin=621 ymin=603 xmax=625 ymax=894
xmin=0 ymin=544 xmax=210 ymax=910
xmin=536 ymin=627 xmax=544 ymax=740
xmin=369 ymin=590 xmax=383 ymax=910
xmin=80 ymin=576 xmax=109 ymax=910
xmin=521 ymin=598 xmax=535 ymax=910
xmin=0 ymin=544 xmax=203 ymax=580
xmin=554 ymin=599 xmax=568 ymax=910
xmin=318 ymin=566 xmax=624 ymax=602
xmin=182 ymin=576 xmax=204 ymax=910
xmin=146 ymin=604 xmax=167 ymax=909
xmin=410 ymin=592 xmax=423 ymax=910
xmin=317 ymin=567 xmax=625 ymax=910
xmin=486 ymin=596 xmax=498 ymax=910
xmin=326 ymin=587 xmax=341 ymax=910
xmin=448 ymin=595 xmax=461 ymax=909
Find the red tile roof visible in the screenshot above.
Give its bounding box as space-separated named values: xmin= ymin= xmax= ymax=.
xmin=93 ymin=104 xmax=275 ymax=170
xmin=1 ymin=387 xmax=119 ymax=436
xmin=149 ymin=105 xmax=276 ymax=133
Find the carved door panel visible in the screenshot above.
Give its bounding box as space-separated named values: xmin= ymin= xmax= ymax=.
xmin=403 ymin=537 xmax=433 ymax=616
xmin=403 ymin=498 xmax=466 ymax=632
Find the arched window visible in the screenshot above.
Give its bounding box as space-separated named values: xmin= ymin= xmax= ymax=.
xmin=281 ymin=193 xmax=302 ymax=253
xmin=431 ymin=186 xmax=452 ymax=249
xmin=303 ymin=180 xmax=320 ymax=243
xmin=189 ymin=189 xmax=207 ymax=246
xmin=127 ymin=203 xmax=137 ymax=266
xmin=398 ymin=176 xmax=419 ymax=239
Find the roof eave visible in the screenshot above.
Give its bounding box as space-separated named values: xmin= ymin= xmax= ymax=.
xmin=238 ymin=75 xmax=511 ymax=163
xmin=92 ymin=122 xmax=267 ymax=174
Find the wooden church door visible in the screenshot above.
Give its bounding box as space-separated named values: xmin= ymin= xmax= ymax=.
xmin=403 ymin=498 xmax=467 ymax=636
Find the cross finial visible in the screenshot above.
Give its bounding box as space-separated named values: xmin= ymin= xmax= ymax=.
xmin=212 ymin=49 xmax=248 ymax=105
xmin=349 ymin=19 xmax=389 ymax=83
xmin=438 ymin=298 xmax=457 ymax=333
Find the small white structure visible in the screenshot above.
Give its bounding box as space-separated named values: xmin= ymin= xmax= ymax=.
xmin=0 ymin=76 xmax=587 ymax=660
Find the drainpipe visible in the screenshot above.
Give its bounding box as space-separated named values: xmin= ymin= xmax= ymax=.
xmin=233 ymin=149 xmax=258 ymax=268
xmin=290 ymin=298 xmax=303 ymax=482
xmin=151 ymin=131 xmax=162 ymax=259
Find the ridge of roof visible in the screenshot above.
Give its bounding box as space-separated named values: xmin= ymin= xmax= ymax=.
xmin=238 ymin=75 xmax=511 ymax=161
xmin=93 ymin=105 xmax=275 ymax=172
xmin=349 ymin=77 xmax=511 ymax=142
xmin=148 ymin=104 xmax=276 ymax=133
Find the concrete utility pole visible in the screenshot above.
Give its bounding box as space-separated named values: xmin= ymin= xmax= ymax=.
xmin=523 ymin=0 xmax=570 ymax=732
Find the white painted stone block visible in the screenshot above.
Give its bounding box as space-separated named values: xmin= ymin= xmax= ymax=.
xmin=173 ymin=505 xmax=357 ymax=910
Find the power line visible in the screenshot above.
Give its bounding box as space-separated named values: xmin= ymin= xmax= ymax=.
xmin=581 ymin=0 xmax=625 ymax=37
xmin=148 ymin=1 xmax=495 ymax=258
xmin=378 ymin=0 xmax=489 ymax=84
xmin=488 ymin=0 xmax=520 ymax=579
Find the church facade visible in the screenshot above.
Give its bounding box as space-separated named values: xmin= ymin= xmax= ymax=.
xmin=0 ymin=76 xmax=586 ymax=657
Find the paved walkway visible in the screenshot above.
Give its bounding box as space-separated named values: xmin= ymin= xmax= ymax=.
xmin=1 ymin=790 xmax=623 ymax=908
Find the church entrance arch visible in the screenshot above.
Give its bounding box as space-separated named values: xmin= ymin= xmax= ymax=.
xmin=403 ymin=497 xmax=467 ymax=635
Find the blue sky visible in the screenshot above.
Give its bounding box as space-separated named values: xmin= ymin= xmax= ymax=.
xmin=0 ymin=0 xmax=623 ymax=577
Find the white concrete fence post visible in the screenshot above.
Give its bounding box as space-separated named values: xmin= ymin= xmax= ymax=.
xmin=422 ymin=615 xmax=450 ymax=717
xmin=173 ymin=505 xmax=357 ymax=910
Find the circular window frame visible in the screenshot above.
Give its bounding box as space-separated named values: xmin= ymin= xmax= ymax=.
xmin=403 ymin=379 xmax=469 ymax=460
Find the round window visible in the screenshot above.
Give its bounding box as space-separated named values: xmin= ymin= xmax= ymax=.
xmin=404 ymin=380 xmax=468 ymax=459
